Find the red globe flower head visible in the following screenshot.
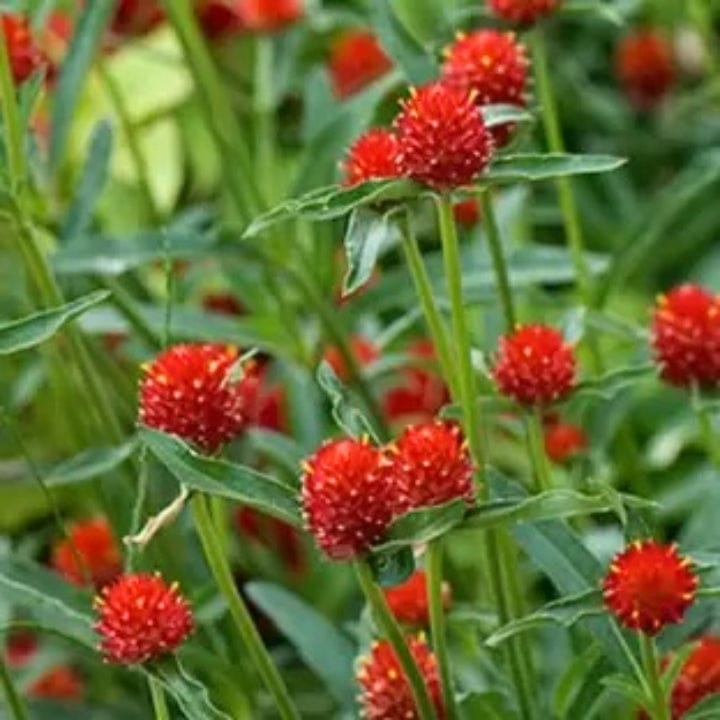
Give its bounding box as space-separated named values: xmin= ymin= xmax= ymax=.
xmin=342 ymin=129 xmax=402 ymax=188
xmin=452 ymin=198 xmax=481 ymax=228
xmin=110 ymin=0 xmax=164 ymax=36
xmin=616 ymin=30 xmax=675 ymax=111
xmin=651 ymin=284 xmax=720 ymax=389
xmin=357 ymin=635 xmax=446 ymax=719
xmin=388 ymin=420 xmax=475 ymax=514
xmin=139 ymin=343 xmax=248 ymax=453
xmin=236 ymin=507 xmax=305 ymax=576
xmin=492 ymin=324 xmax=577 ymax=406
xmin=29 ymin=665 xmax=84 ymax=702
xmin=5 ymin=631 xmax=37 ymax=668
xmin=668 ymin=636 xmax=720 ymax=719
xmin=543 ymin=421 xmax=588 ymax=464
xmin=394 ymin=82 xmax=494 ymax=190
xmin=329 ymin=29 xmax=392 ymax=99
xmin=384 ymin=570 xmax=451 ymax=626
xmin=237 ymin=361 xmax=288 ymax=433
xmin=323 ymin=335 xmax=380 ymax=383
xmin=202 ymin=291 xmax=246 ymax=316
xmin=602 ymin=540 xmax=698 ymax=635
xmin=239 ymin=0 xmax=302 ymax=32
xmin=52 ymin=517 xmax=122 ymax=589
xmin=196 ymin=0 xmax=244 ymax=39
xmin=301 ymin=437 xmax=396 ymax=561
xmin=442 ymin=30 xmax=528 ymax=146
xmin=95 ymin=573 xmax=194 ymax=664
xmin=488 ymin=0 xmax=560 ymax=25
xmin=1 ymin=14 xmax=48 ymax=85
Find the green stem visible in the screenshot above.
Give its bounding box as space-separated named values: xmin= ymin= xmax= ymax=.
xmin=353 ymin=560 xmax=437 ymax=720
xmin=640 ymin=634 xmax=670 ymax=720
xmin=148 ymin=677 xmax=170 ymax=720
xmin=691 ymin=384 xmax=720 ymax=469
xmin=426 ymin=541 xmax=457 ymax=720
xmin=525 ymin=408 xmax=553 ymax=492
xmin=190 ymin=495 xmax=299 ymax=720
xmin=126 ymin=447 xmax=150 ymax=572
xmin=0 ymin=656 xmax=28 ymax=720
xmin=0 ymin=35 xmax=26 ymax=206
xmin=480 ymin=192 xmax=516 ymax=332
xmin=253 ymin=36 xmax=276 ymax=206
xmin=98 ymin=276 xmax=163 ymax=349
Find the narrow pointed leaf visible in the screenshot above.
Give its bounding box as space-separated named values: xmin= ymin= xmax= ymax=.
xmin=481 ymin=153 xmax=627 ymax=184
xmin=342 ymin=208 xmax=393 ymax=296
xmin=44 ymin=439 xmax=138 ymax=487
xmin=316 ymin=361 xmax=377 ymax=439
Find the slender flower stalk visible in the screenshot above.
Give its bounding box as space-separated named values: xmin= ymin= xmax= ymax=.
xmin=253 ymin=35 xmax=276 ymax=205
xmin=525 ymin=409 xmax=553 ymax=492
xmin=149 ymin=678 xmax=170 ymax=720
xmin=0 ymin=655 xmax=29 ymax=720
xmin=191 ymin=495 xmax=300 ymax=720
xmin=691 ymin=384 xmax=720 ymax=469
xmin=640 ymin=635 xmax=670 ymax=720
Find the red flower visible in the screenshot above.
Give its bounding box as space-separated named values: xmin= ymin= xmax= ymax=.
xmin=384 ymin=570 xmax=451 ymax=626
xmin=492 ymin=324 xmax=577 ymax=405
xmin=616 ymin=30 xmax=675 ymax=110
xmin=5 ymin=631 xmax=37 ymax=668
xmin=388 ymin=420 xmax=475 ymax=513
xmin=543 ymin=421 xmax=587 ymax=464
xmin=239 ymin=0 xmax=302 ymax=32
xmin=323 ymin=335 xmax=380 ymax=382
xmin=329 ymin=29 xmax=392 ymax=99
xmin=343 ymin=129 xmax=402 ymax=187
xmin=95 ymin=573 xmax=194 ymax=664
xmin=488 ymin=0 xmax=560 ymax=25
xmin=394 ymin=82 xmax=494 ymax=190
xmin=1 ymin=15 xmax=48 ymax=85
xmin=236 ymin=507 xmax=305 ymax=576
xmin=357 ymin=636 xmax=446 ymax=720
xmin=602 ymin=540 xmax=698 ymax=635
xmin=51 ymin=517 xmax=122 ymax=589
xmin=196 ymin=1 xmax=244 ymax=39
xmin=238 ymin=362 xmax=288 ymax=433
xmin=29 ymin=666 xmax=83 ymax=702
xmin=301 ymin=438 xmax=396 ymax=560
xmin=452 ymin=198 xmax=481 ymax=228
xmin=669 ymin=636 xmax=720 ymax=718
xmin=139 ymin=343 xmax=248 ymax=453
xmin=110 ymin=0 xmax=164 ymax=36
xmin=202 ymin=291 xmax=246 ymax=316
xmin=651 ymin=284 xmax=720 ymax=388
xmin=442 ymin=30 xmax=528 ymax=146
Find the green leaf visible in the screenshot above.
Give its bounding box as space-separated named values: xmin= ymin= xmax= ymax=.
xmin=459 ymin=691 xmax=519 ymax=720
xmin=316 ymin=361 xmax=377 ymax=439
xmin=572 ymin=363 xmax=655 ymax=401
xmin=373 ymin=499 xmax=467 ymax=552
xmin=342 ymin=208 xmax=393 ymax=297
xmin=245 ymin=429 xmax=304 ymax=480
xmin=0 ymin=290 xmax=110 ymax=355
xmin=554 ymin=644 xmax=610 ymax=720
xmin=480 ymin=153 xmax=627 ymax=185
xmin=245 ymin=582 xmax=357 ymax=709
xmin=481 ymin=104 xmax=535 ymax=128
xmin=44 ymin=439 xmax=138 ymax=487
xmin=600 ymin=674 xmax=647 ymax=707
xmin=685 ymin=695 xmax=720 ymax=719
xmin=49 ymin=0 xmax=115 ymax=170
xmin=561 ymin=0 xmax=624 ymax=24
xmin=485 ymin=590 xmax=605 ymax=647
xmin=368 ymin=546 xmax=416 ymax=588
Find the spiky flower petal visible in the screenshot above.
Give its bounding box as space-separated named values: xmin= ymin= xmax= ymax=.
xmin=616 ymin=30 xmax=675 ymax=110
xmin=329 ymin=29 xmax=392 ymax=99
xmin=384 ymin=570 xmax=451 ymax=626
xmin=488 ymin=0 xmax=560 ymax=25
xmin=343 ymin=129 xmax=402 ymax=187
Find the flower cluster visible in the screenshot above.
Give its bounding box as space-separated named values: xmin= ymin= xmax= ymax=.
xmin=487 ymin=0 xmax=560 ymax=25
xmin=329 ymin=29 xmax=392 ymax=99
xmin=384 ymin=570 xmax=451 ymax=626
xmin=1 ymin=14 xmax=48 ymax=85
xmin=616 ymin=30 xmax=675 ymax=110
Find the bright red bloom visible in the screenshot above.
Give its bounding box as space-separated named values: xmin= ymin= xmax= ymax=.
xmin=651 ymin=284 xmax=720 ymax=388
xmin=301 ymin=438 xmax=396 ymax=560
xmin=452 ymin=198 xmax=481 ymax=228
xmin=442 ymin=30 xmax=528 ymax=146
xmin=616 ymin=30 xmax=675 ymax=110
xmin=236 ymin=507 xmax=305 ymax=576
xmin=51 ymin=517 xmax=122 ymax=589
xmin=5 ymin=631 xmax=37 ymax=668
xmin=394 ymin=82 xmax=494 ymax=190
xmin=668 ymin=637 xmax=720 ymax=718
xmin=95 ymin=573 xmax=194 ymax=664
xmin=139 ymin=343 xmax=248 ymax=453
xmin=196 ymin=0 xmax=243 ymax=39
xmin=343 ymin=129 xmax=402 ymax=187
xmin=384 ymin=570 xmax=451 ymax=626
xmin=110 ymin=0 xmax=164 ymax=36
xmin=488 ymin=0 xmax=560 ymax=25
xmin=29 ymin=666 xmax=83 ymax=702
xmin=1 ymin=15 xmax=48 ymax=85
xmin=543 ymin=422 xmax=587 ymax=464
xmin=357 ymin=636 xmax=446 ymax=720
xmin=238 ymin=362 xmax=288 ymax=433
xmin=202 ymin=291 xmax=246 ymax=316
xmin=239 ymin=0 xmax=302 ymax=32
xmin=323 ymin=335 xmax=380 ymax=382
xmin=388 ymin=420 xmax=475 ymax=513
xmin=329 ymin=29 xmax=392 ymax=99
xmin=493 ymin=325 xmax=577 ymax=405
xmin=602 ymin=540 xmax=698 ymax=636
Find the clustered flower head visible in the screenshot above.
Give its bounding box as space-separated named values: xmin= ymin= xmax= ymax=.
xmin=95 ymin=573 xmax=194 ymax=664
xmin=196 ymin=0 xmax=244 ymax=39
xmin=493 ymin=324 xmax=577 ymax=405
xmin=543 ymin=418 xmax=588 ymax=464
xmin=29 ymin=665 xmax=84 ymax=702
xmin=239 ymin=0 xmax=303 ymax=32
xmin=1 ymin=14 xmax=48 ymax=85
xmin=343 ymin=129 xmax=402 ymax=187
xmin=139 ymin=343 xmax=248 ymax=453
xmin=51 ymin=517 xmax=122 ymax=589
xmin=488 ymin=0 xmax=560 ymax=25
xmin=329 ymin=29 xmax=392 ymax=99
xmin=667 ymin=636 xmax=720 ymax=718
xmin=110 ymin=0 xmax=164 ymax=37
xmin=651 ymin=284 xmax=720 ymax=388
xmin=357 ymin=636 xmax=446 ymax=719
xmin=384 ymin=570 xmax=451 ymax=626
xmin=616 ymin=30 xmax=675 ymax=110
xmin=602 ymin=540 xmax=698 ymax=635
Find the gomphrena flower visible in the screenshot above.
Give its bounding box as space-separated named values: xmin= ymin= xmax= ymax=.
xmin=602 ymin=540 xmax=698 ymax=635
xmin=5 ymin=630 xmax=37 ymax=667
xmin=139 ymin=343 xmax=247 ymax=453
xmin=543 ymin=421 xmax=588 ymax=464
xmin=394 ymin=82 xmax=494 ymax=190
xmin=667 ymin=636 xmax=720 ymax=719
xmin=492 ymin=324 xmax=577 ymax=406
xmin=488 ymin=0 xmax=560 ymax=25
xmin=196 ymin=0 xmax=243 ymax=39
xmin=29 ymin=666 xmax=84 ymax=702
xmin=651 ymin=284 xmax=720 ymax=388
xmin=51 ymin=517 xmax=122 ymax=589
xmin=442 ymin=30 xmax=528 ymax=146
xmin=329 ymin=29 xmax=392 ymax=99
xmin=616 ymin=30 xmax=675 ymax=111
xmin=452 ymin=198 xmax=481 ymax=228
xmin=388 ymin=420 xmax=475 ymax=513
xmin=239 ymin=0 xmax=303 ymax=32
xmin=110 ymin=0 xmax=164 ymax=36
xmin=95 ymin=573 xmax=194 ymax=664
xmin=202 ymin=291 xmax=245 ymax=317
xmin=323 ymin=335 xmax=380 ymax=382
xmin=384 ymin=570 xmax=451 ymax=626
xmin=343 ymin=129 xmax=402 ymax=187
xmin=301 ymin=438 xmax=395 ymax=561
xmin=357 ymin=636 xmax=445 ymax=719
xmin=1 ymin=14 xmax=48 ymax=85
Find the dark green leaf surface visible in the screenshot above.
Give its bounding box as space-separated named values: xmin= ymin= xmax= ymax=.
xmin=316 ymin=361 xmax=377 ymax=439
xmin=342 ymin=208 xmax=393 ymax=297
xmin=44 ymin=439 xmax=138 ymax=487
